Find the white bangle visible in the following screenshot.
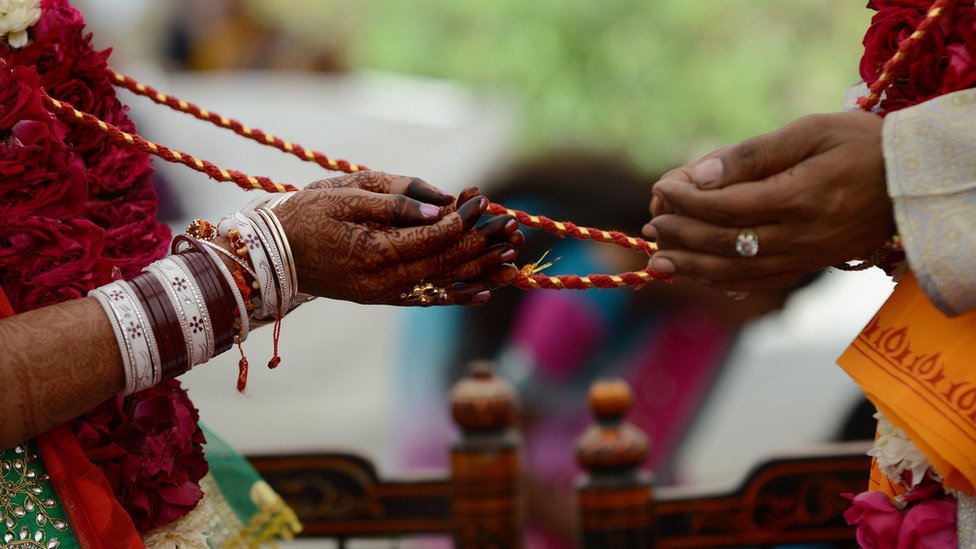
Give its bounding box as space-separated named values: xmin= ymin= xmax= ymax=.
xmin=170 ymin=255 xmax=216 ymax=364
xmin=250 ymin=208 xmax=292 ymax=313
xmin=91 ymin=280 xmax=159 ymax=394
xmin=257 ymin=206 xmax=298 ymax=305
xmin=89 ymin=285 xmax=138 ymax=395
xmin=224 ymin=213 xmax=277 ymax=319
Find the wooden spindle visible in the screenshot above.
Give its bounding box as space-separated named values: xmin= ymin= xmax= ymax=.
xmin=576 ymin=378 xmax=655 ymax=548
xmin=450 ymin=360 xmax=524 ymax=548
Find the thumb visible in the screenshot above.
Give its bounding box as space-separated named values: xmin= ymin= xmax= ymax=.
xmin=694 ymin=117 xmax=818 ymax=189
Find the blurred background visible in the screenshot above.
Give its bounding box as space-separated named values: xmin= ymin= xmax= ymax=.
xmin=75 ymin=0 xmax=894 ymax=545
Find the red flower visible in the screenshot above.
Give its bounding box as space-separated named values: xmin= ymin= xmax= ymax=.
xmin=0 ymin=124 xmax=87 ymax=220
xmin=0 ymin=66 xmax=52 ymax=132
xmin=71 ymin=380 xmax=209 ymax=531
xmin=0 ymin=0 xmax=204 ymax=535
xmin=843 ymin=491 xmax=903 ymax=549
xmin=868 ymin=0 xmax=940 ymax=8
xmin=0 ymin=217 xmax=114 ymax=311
xmin=85 ymin=178 xmax=172 ymax=278
xmin=941 ymin=10 xmax=976 ymax=93
xmin=860 ymin=3 xmax=976 ymax=114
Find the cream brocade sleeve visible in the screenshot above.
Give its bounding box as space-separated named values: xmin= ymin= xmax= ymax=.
xmin=883 ymin=87 xmax=976 ymax=317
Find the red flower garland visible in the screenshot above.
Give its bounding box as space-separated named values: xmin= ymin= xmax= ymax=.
xmin=861 ymin=0 xmax=976 ymax=114
xmin=0 ymin=0 xmax=206 ymax=532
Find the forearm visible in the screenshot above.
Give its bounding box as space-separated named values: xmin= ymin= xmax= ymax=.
xmin=0 ymin=296 xmax=124 ymax=447
xmin=883 ymin=88 xmax=976 ymax=316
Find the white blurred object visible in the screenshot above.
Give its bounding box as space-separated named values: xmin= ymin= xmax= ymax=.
xmin=673 ymin=268 xmax=896 ymax=488
xmin=121 ymin=68 xmax=516 ymax=474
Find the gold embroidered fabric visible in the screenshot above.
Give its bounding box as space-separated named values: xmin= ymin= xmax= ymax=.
xmin=883 ymin=87 xmax=976 ymax=316
xmin=1 ymin=443 xmax=77 ymax=549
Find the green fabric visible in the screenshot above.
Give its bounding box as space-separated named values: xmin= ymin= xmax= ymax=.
xmin=0 ymin=441 xmax=81 ymax=548
xmin=1 ymin=428 xmax=296 ymax=548
xmin=200 ymin=425 xmax=261 ymax=521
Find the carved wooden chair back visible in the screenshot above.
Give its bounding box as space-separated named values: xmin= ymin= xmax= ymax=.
xmin=249 ymin=372 xmax=870 ymax=548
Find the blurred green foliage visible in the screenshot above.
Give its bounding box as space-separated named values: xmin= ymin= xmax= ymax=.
xmin=274 ymin=0 xmax=872 ymax=172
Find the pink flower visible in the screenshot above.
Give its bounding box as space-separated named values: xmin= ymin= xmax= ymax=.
xmin=897 ymin=497 xmax=957 ymax=549
xmin=844 ymin=491 xmax=904 ymax=549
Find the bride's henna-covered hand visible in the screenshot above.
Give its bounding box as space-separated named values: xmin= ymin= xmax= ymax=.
xmin=275 ymin=172 xmax=522 ymax=305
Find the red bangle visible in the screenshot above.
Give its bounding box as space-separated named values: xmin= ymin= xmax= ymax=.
xmin=130 ymin=272 xmax=188 ymax=382
xmin=182 ymin=251 xmax=233 ymax=354
xmin=175 ymin=237 xmax=236 ymax=354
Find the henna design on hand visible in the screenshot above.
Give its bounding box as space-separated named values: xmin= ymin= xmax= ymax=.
xmin=275 ymin=172 xmax=518 ymax=305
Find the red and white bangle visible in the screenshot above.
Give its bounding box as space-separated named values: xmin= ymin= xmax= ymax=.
xmin=147 ymin=257 xmax=214 ymax=368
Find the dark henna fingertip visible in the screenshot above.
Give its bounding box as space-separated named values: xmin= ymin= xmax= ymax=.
xmin=457 ymin=195 xmax=486 ymax=227
xmin=507 ymin=230 xmax=525 ymax=247
xmin=407 ymin=177 xmax=453 ymax=205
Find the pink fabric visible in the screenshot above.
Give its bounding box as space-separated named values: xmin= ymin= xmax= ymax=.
xmin=510 ymin=292 xmax=606 ymax=381
xmin=625 ymin=305 xmax=731 ymax=471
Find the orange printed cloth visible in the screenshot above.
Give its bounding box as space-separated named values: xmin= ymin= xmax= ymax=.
xmin=838 ymin=272 xmax=976 ymax=495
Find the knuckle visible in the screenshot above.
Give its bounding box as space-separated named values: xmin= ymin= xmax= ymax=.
xmin=703 ymin=203 xmax=735 ymax=227
xmin=732 ymin=140 xmax=764 ymax=177
xmin=714 ymin=229 xmax=737 ymax=255
xmin=392 ymin=195 xmax=410 ymax=218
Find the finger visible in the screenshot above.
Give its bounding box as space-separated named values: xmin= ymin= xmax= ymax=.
xmin=396 ymin=175 xmax=454 ymax=206
xmin=653 ymin=178 xmax=786 ymax=228
xmin=650 ymin=215 xmax=789 ymax=257
xmin=392 ymin=216 xmax=518 ymax=278
xmin=306 ymin=172 xmax=453 ymax=206
xmin=383 ymin=243 xmax=514 ymax=291
xmin=648 ymin=249 xmax=795 ymax=281
xmin=329 ymin=189 xmax=444 ymax=226
xmin=649 ymin=193 xmax=674 ymax=218
xmin=438 ymin=185 xmax=483 ymax=216
xmin=445 ymin=283 xmax=494 ymax=306
xmin=392 ymin=282 xmax=492 ymax=307
xmin=426 ymin=244 xmax=517 ymax=285
xmin=467 ymin=264 xmax=520 ymax=284
xmin=381 ymin=196 xmax=488 ymax=261
xmin=456 ymin=186 xmax=481 ymax=207
xmin=506 ymin=229 xmax=525 ymax=247
xmin=642 ymin=222 xmax=657 ymax=241
xmin=694 ymin=117 xmax=820 ymax=189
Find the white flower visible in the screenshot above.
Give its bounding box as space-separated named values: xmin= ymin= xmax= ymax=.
xmin=868 ymin=411 xmax=934 ymax=489
xmin=0 ymin=0 xmax=41 ymax=49
xmin=141 ymin=496 xmax=214 ymax=549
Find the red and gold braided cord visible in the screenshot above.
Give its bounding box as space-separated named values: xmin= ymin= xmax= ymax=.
xmin=40 ymin=93 xmax=298 ymax=194
xmin=48 ymin=75 xmax=667 ymax=290
xmin=108 ymin=68 xmax=367 ymax=175
xmin=858 ymin=0 xmax=954 ymax=112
